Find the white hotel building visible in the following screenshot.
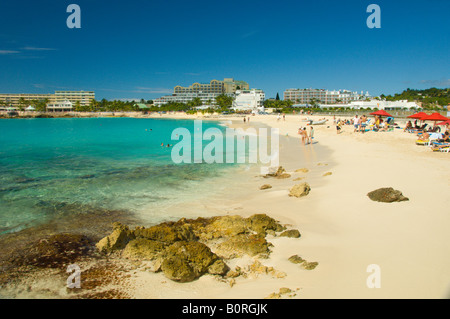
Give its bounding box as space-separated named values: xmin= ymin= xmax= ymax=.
xmin=232 ymin=89 xmax=265 ymax=112
xmin=284 ymin=88 xmax=370 ymax=104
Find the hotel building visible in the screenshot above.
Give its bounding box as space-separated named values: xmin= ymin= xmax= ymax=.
xmin=284 ymin=88 xmax=370 ymax=105
xmin=232 ymin=89 xmax=265 ymax=112
xmin=154 ymin=78 xmax=249 ymax=107
xmin=0 ymin=90 xmax=95 ymax=108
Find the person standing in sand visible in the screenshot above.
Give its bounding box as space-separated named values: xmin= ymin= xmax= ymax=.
xmin=353 ymin=115 xmax=359 ymax=133
xmin=309 ymin=126 xmax=314 ymax=143
xmin=298 ymin=127 xmax=308 ymax=145
xmin=336 ymin=120 xmax=342 ymax=134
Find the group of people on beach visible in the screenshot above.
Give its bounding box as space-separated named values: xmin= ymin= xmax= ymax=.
xmin=298 ymin=126 xmax=314 ymax=145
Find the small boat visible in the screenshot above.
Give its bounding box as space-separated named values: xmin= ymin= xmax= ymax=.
xmin=307 ymin=119 xmax=328 ymax=125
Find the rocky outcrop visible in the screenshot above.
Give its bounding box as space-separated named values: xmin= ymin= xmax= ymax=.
xmin=95 ymin=214 xmax=298 ymax=283
xmin=367 ymin=187 xmax=409 ymax=203
xmin=96 ymin=222 xmax=134 ymax=253
xmin=289 ymin=183 xmax=311 ymax=198
xmin=161 ymin=241 xmax=223 ymax=282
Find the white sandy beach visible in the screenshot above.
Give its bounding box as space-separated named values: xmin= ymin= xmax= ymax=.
xmin=2 ymin=112 xmax=448 ymax=300
xmin=118 ymin=112 xmax=450 ymax=299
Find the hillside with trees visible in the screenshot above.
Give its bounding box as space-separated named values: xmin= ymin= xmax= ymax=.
xmin=380 ymin=88 xmax=449 ymax=109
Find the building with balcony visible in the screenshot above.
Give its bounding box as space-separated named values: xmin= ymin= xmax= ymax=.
xmin=284 ymin=88 xmax=370 ymax=105
xmin=154 ymin=78 xmax=249 ymax=107
xmin=0 ymin=90 xmax=95 ymax=108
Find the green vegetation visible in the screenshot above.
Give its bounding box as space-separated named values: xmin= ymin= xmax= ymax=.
xmin=381 ymin=88 xmax=450 ymax=110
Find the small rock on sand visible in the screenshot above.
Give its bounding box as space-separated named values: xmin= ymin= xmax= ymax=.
xmin=295 ymin=168 xmax=309 ymax=173
xmin=259 ymin=184 xmax=272 ymax=190
xmin=367 ymin=187 xmax=409 ymax=203
xmin=289 ymin=183 xmax=311 ymax=198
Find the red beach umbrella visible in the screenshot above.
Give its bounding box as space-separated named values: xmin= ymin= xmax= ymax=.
xmin=407 ymin=112 xmax=428 ymax=120
xmin=369 ymin=110 xmax=393 ymax=117
xmin=421 ymin=113 xmax=448 ymax=122
xmin=436 ymin=119 xmax=450 ymax=126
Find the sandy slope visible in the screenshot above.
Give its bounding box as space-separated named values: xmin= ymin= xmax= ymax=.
xmin=124 ymin=112 xmax=449 ymax=299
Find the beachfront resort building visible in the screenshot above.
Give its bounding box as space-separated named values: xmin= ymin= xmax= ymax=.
xmin=153 ymin=78 xmax=249 ymax=107
xmin=46 ymin=101 xmax=74 ymax=112
xmin=0 ymin=90 xmax=95 ymax=108
xmin=284 ymin=88 xmax=370 ymax=105
xmin=232 ymin=89 xmax=265 ymax=112
xmin=302 ymin=99 xmax=421 ymax=110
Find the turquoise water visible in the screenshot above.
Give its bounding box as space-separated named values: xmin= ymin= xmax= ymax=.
xmin=0 ymin=118 xmax=236 ymax=234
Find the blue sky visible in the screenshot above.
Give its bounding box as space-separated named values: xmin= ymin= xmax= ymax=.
xmin=0 ymin=0 xmax=448 ymax=100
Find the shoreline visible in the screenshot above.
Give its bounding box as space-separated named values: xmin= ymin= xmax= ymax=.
xmin=0 ymin=113 xmax=449 ymax=299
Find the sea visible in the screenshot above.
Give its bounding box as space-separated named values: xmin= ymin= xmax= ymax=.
xmin=0 ymin=117 xmax=246 ymax=235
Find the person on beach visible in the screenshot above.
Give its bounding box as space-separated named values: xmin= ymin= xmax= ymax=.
xmin=437 ymin=131 xmax=450 ymax=143
xmin=404 ymin=121 xmax=413 ymax=133
xmin=353 ymin=115 xmax=359 ymax=132
xmin=298 ymin=127 xmax=308 ymax=145
xmin=243 ymin=117 xmax=246 ymax=123
xmin=336 ymin=120 xmax=342 ymax=134
xmin=309 ymin=126 xmax=314 ymax=143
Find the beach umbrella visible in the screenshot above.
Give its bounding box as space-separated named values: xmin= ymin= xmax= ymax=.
xmin=436 ymin=119 xmax=450 ymax=126
xmin=421 ymin=113 xmax=448 ymax=122
xmin=369 ymin=110 xmax=393 ymax=117
xmin=407 ymin=112 xmax=428 ymax=120
xmin=421 ymin=113 xmax=449 ymax=130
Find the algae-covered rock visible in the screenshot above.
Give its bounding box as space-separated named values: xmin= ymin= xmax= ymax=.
xmin=323 ymin=172 xmax=332 ymax=176
xmin=279 ymin=229 xmax=301 ymax=238
xmin=295 ymin=168 xmax=309 ymax=173
xmin=160 ymin=241 xmax=224 ymax=282
xmin=217 ymin=234 xmax=271 ymax=258
xmin=208 ymin=259 xmax=230 ymax=276
xmin=367 ymin=187 xmax=409 ymax=203
xmin=96 ymin=222 xmax=134 ymax=253
xmin=260 ymin=184 xmax=272 ymax=190
xmin=122 ymin=238 xmax=167 ymax=260
xmin=246 ymin=214 xmax=286 ymax=235
xmin=288 ymin=255 xmax=305 ymax=264
xmin=301 ymin=261 xmax=318 ymax=270
xmin=289 ymin=183 xmax=311 ymax=198
xmin=161 ymin=257 xmax=196 ymax=282
xmin=264 ymin=166 xmax=290 ymax=179
xmin=133 ymin=223 xmax=197 ymax=243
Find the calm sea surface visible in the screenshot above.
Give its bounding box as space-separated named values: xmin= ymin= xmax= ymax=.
xmin=0 ymin=118 xmax=237 ymax=234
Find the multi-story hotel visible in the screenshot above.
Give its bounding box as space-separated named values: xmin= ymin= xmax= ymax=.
xmin=284 ymin=88 xmax=370 ymax=105
xmin=154 ymin=78 xmax=249 ymax=107
xmin=0 ymin=90 xmax=95 ymax=108
xmin=232 ymin=89 xmax=265 ymax=111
